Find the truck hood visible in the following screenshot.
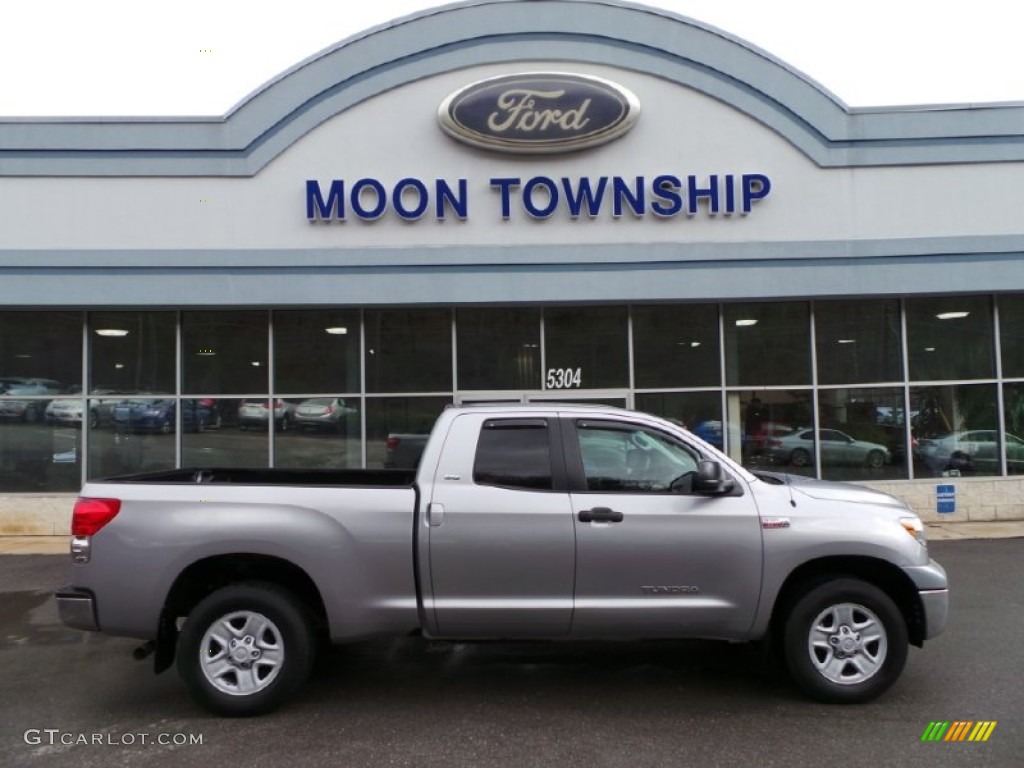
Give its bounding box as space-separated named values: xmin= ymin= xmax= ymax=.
xmin=753 ymin=471 xmax=909 ymax=510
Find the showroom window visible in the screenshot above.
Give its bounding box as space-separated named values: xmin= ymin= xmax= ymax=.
xmin=632 ymin=304 xmax=720 ymax=388
xmin=998 ymin=295 xmax=1024 ymax=378
xmin=182 ymin=311 xmax=269 ymax=395
xmin=365 ymin=396 xmax=451 ymax=469
xmin=0 ymin=311 xmax=82 ymax=492
xmin=910 ymin=384 xmax=999 ymax=477
xmin=905 ymin=296 xmax=994 ymax=381
xmin=274 ymin=310 xmax=361 ymax=395
xmin=723 ymin=302 xmax=811 ymax=387
xmin=1001 ymin=383 xmax=1024 ymax=475
xmin=815 ymin=300 xmax=902 ymax=385
xmin=457 ymin=308 xmax=541 ymax=391
xmin=634 ymin=392 xmax=723 ymax=449
xmin=365 ymin=309 xmax=452 ymax=393
xmin=7 ymin=295 xmax=1024 ymax=492
xmin=89 ymin=311 xmax=175 ymax=395
xmin=817 ymin=387 xmax=907 ymax=481
xmin=726 ymin=389 xmax=814 ymax=476
xmin=544 ymin=306 xmax=628 ymax=390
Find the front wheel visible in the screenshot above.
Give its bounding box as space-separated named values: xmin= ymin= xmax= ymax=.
xmin=176 ymin=583 xmax=314 ymax=716
xmin=782 ymin=578 xmax=907 ymax=703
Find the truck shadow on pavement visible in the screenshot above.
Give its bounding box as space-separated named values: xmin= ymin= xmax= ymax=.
xmin=300 ymin=635 xmax=795 ymax=709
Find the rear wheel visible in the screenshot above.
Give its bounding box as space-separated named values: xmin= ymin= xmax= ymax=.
xmin=783 ymin=578 xmax=907 ymax=703
xmin=176 ymin=583 xmax=314 ymax=716
xmin=790 ymin=448 xmax=811 ymax=467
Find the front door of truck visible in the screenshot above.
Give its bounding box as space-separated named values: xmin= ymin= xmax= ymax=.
xmin=565 ymin=417 xmax=763 ymax=638
xmin=423 ymin=413 xmax=576 ymax=638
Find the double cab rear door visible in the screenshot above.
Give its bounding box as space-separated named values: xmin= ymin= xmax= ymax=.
xmin=421 ymin=412 xmax=763 ymax=640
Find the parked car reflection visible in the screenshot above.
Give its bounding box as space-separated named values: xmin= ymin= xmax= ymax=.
xmin=238 ymin=399 xmax=294 ymax=431
xmin=293 ymin=398 xmax=356 ymax=432
xmin=0 ymin=378 xmax=63 ymax=422
xmin=45 ymin=390 xmax=122 ymax=428
xmin=765 ymin=428 xmax=890 ymax=468
xmin=914 ymin=430 xmax=1024 ymax=474
xmin=112 ymin=399 xmax=211 ymax=434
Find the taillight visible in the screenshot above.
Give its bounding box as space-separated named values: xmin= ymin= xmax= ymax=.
xmin=71 ymin=498 xmax=121 ymax=536
xmin=387 ymin=437 xmax=400 ymax=450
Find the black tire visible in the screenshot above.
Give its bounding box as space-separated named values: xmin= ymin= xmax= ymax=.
xmin=783 ymin=578 xmax=907 ymax=704
xmin=176 ymin=583 xmax=314 ymax=716
xmin=866 ymin=449 xmax=885 ymax=469
xmin=790 ymin=448 xmax=811 ymax=467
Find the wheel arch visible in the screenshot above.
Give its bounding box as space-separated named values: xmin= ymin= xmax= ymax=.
xmin=769 ymin=556 xmax=925 ymax=648
xmin=154 ymin=553 xmax=329 ymax=673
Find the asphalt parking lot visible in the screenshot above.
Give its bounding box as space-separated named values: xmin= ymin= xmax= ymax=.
xmin=1 ymin=539 xmax=1021 ymax=768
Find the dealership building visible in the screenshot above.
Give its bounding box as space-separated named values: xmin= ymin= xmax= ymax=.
xmin=3 ymin=0 xmax=1024 ymax=534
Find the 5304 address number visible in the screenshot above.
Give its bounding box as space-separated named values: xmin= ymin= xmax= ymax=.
xmin=546 ymin=368 xmax=582 ymax=389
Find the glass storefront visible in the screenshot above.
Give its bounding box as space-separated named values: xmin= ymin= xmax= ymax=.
xmin=1 ymin=296 xmax=1022 ymax=491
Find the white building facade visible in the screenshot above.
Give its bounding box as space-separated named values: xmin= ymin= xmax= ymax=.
xmin=2 ymin=0 xmax=1024 ymax=533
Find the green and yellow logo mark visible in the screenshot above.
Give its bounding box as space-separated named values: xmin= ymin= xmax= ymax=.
xmin=921 ymin=721 xmax=997 ymax=742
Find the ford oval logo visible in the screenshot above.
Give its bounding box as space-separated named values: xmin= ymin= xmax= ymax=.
xmin=438 ymin=72 xmax=640 ymax=154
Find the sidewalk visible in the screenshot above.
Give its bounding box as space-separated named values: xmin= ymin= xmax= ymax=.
xmin=2 ymin=521 xmax=1022 ymax=555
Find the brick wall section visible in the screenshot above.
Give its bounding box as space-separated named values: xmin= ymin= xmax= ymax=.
xmin=1 ymin=478 xmax=1023 ymax=535
xmin=862 ymin=478 xmax=1024 ymax=522
xmin=0 ymin=495 xmax=76 ymax=535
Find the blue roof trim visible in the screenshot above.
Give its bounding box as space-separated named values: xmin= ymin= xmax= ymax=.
xmin=2 ymin=0 xmax=1024 ymax=176
xmin=1 ymin=251 xmax=1021 ymax=308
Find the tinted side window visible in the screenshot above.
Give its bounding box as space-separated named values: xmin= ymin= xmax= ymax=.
xmin=473 ymin=420 xmax=552 ymax=490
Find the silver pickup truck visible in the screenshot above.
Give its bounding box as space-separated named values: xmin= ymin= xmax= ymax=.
xmin=56 ymin=404 xmax=948 ymax=716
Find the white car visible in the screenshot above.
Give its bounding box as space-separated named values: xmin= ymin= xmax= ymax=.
xmin=0 ymin=378 xmax=63 ymax=422
xmin=293 ymin=397 xmax=356 ymax=432
xmin=765 ymin=428 xmax=890 ymax=468
xmin=915 ymin=430 xmax=1024 ymax=474
xmin=238 ymin=399 xmax=294 ymax=431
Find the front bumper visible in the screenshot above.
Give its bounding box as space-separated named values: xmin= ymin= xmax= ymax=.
xmin=903 ymin=559 xmax=949 ymax=640
xmin=55 ymin=586 xmax=99 ymax=632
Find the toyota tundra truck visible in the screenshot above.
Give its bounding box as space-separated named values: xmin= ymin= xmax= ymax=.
xmin=55 ymin=403 xmax=948 ymax=716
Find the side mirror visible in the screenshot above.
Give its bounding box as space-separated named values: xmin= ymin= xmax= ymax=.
xmin=693 ymin=459 xmax=736 ymax=495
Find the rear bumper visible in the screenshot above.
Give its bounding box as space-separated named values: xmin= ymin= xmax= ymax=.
xmin=55 ymin=586 xmax=99 ymax=632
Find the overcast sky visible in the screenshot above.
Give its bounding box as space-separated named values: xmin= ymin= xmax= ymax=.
xmin=1 ymin=0 xmax=1021 ymax=116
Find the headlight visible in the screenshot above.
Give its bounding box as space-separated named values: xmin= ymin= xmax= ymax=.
xmin=899 ymin=516 xmax=927 ymax=547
